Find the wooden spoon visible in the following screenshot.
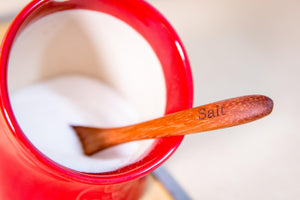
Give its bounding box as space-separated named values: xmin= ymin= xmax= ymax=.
xmin=72 ymin=95 xmax=273 ymax=155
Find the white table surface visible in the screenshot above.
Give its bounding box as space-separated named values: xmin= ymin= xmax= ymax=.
xmin=1 ymin=0 xmax=300 ymax=199
xmin=147 ymin=0 xmax=300 ymax=199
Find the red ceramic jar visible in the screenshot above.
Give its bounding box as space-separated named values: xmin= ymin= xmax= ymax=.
xmin=0 ymin=0 xmax=193 ymax=199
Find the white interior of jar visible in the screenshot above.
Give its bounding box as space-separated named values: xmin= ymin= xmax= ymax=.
xmin=7 ymin=9 xmax=166 ymax=173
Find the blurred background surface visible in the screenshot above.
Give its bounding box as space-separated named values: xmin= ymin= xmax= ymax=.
xmin=1 ymin=0 xmax=300 ymax=199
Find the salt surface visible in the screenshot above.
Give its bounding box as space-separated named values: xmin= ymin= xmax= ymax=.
xmin=10 ymin=75 xmax=153 ymax=173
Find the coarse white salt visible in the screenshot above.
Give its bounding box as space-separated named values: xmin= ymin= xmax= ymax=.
xmin=10 ymin=74 xmax=154 ymax=173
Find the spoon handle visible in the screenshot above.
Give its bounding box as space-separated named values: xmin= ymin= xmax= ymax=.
xmin=109 ymin=95 xmax=273 ymax=141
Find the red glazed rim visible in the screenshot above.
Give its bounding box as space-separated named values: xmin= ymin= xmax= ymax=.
xmin=0 ymin=0 xmax=193 ymax=185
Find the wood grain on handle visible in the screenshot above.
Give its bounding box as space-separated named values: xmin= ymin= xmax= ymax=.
xmin=73 ymin=95 xmax=273 ymax=155
xmin=110 ymin=95 xmax=272 ymax=138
